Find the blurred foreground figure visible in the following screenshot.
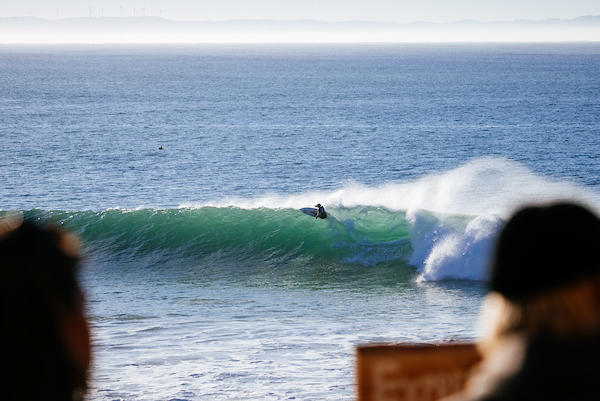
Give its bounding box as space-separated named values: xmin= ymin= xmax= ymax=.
xmin=0 ymin=218 xmax=91 ymax=401
xmin=446 ymin=203 xmax=600 ymax=401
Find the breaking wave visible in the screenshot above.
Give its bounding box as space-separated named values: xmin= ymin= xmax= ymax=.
xmin=3 ymin=157 xmax=599 ymax=282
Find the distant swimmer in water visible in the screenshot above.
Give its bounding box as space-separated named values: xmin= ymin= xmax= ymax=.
xmin=315 ymin=204 xmax=327 ymax=219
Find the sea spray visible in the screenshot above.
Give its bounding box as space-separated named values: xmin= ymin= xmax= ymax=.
xmin=196 ymin=157 xmax=600 ymax=216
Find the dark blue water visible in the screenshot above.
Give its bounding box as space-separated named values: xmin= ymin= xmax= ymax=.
xmin=1 ymin=43 xmax=600 ymax=400
xmin=2 ymin=43 xmax=600 ymax=211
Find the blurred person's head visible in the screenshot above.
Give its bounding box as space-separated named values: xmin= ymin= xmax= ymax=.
xmin=479 ymin=202 xmax=600 ymax=349
xmin=0 ymin=217 xmax=91 ymax=400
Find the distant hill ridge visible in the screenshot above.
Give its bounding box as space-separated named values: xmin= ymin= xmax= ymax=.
xmin=1 ymin=15 xmax=599 ymax=43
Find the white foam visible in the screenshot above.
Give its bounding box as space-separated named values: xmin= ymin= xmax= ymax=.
xmin=402 ymin=157 xmax=600 ymax=281
xmin=411 ymin=213 xmax=503 ymax=281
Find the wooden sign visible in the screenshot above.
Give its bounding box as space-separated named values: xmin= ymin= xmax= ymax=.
xmin=356 ymin=343 xmax=481 ymax=401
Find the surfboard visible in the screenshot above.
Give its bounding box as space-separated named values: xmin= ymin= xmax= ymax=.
xmin=300 ymin=207 xmax=318 ymax=217
xmin=300 ymin=208 xmax=327 ymax=219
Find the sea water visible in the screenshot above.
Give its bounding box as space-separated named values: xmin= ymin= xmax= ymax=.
xmin=1 ymin=43 xmax=600 ymax=400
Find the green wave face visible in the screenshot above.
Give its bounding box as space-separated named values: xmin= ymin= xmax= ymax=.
xmin=6 ymin=207 xmax=414 ymax=273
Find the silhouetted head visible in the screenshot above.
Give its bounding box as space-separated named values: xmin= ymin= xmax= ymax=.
xmin=0 ymin=218 xmax=90 ymax=400
xmin=491 ymin=203 xmax=600 ymax=300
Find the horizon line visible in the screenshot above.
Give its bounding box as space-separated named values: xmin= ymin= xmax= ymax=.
xmin=2 ymin=15 xmax=599 ymax=44
xmin=2 ymin=14 xmax=599 ymax=25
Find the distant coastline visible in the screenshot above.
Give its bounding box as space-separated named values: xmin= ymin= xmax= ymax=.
xmin=1 ymin=15 xmax=599 ymax=43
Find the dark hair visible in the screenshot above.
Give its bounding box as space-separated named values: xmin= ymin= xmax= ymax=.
xmin=491 ymin=203 xmax=600 ymax=300
xmin=0 ymin=219 xmax=87 ymax=400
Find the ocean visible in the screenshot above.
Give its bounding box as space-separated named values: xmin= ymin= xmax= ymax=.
xmin=1 ymin=43 xmax=600 ymax=400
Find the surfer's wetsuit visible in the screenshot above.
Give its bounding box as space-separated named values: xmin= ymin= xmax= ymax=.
xmin=316 ymin=205 xmax=327 ymax=219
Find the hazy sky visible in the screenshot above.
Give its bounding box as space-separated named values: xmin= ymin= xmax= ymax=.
xmin=3 ymin=0 xmax=600 ymax=23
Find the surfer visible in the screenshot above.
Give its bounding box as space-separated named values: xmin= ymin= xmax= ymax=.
xmin=315 ymin=204 xmax=327 ymax=219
